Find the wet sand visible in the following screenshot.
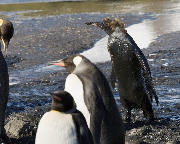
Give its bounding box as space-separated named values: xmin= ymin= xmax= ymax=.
xmin=0 ymin=1 xmax=179 ymax=142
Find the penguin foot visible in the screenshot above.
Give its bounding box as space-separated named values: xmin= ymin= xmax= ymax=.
xmin=147 ymin=116 xmax=155 ymax=122
xmin=143 ymin=110 xmax=155 ymax=122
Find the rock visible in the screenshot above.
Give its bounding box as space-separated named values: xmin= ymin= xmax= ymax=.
xmin=5 ymin=113 xmax=36 ymax=139
xmin=4 ymin=106 xmax=49 ymax=144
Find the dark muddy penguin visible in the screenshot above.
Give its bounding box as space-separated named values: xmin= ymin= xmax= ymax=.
xmin=0 ymin=19 xmax=14 ymax=56
xmin=86 ymin=18 xmax=159 ymax=122
xmin=0 ymin=44 xmax=9 ymax=141
xmin=53 ymin=55 xmax=125 ymax=144
xmin=35 ymin=90 xmax=93 ymax=144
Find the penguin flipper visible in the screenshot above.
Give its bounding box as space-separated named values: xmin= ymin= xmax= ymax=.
xmin=72 ymin=110 xmax=94 ymax=144
xmin=127 ymin=33 xmax=159 ymax=105
xmin=135 ymin=51 xmax=159 ymax=105
xmin=126 ymin=33 xmax=151 ymax=76
xmin=78 ymin=76 xmax=105 ymax=144
xmin=134 ymin=48 xmax=159 ymax=105
xmin=89 ymin=85 xmax=105 ymax=144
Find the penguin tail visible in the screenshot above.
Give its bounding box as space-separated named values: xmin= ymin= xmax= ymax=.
xmin=145 ymin=77 xmax=159 ymax=106
xmin=151 ymin=88 xmax=159 ymax=106
xmin=154 ymin=93 xmax=159 ymax=106
xmin=147 ymin=83 xmax=159 ymax=106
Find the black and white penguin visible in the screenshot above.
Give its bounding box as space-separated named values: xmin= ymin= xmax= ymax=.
xmin=53 ymin=55 xmax=125 ymax=144
xmin=0 ymin=19 xmax=14 ymax=56
xmin=0 ymin=44 xmax=9 ymax=141
xmin=86 ymin=17 xmax=159 ymax=122
xmin=35 ymin=90 xmax=93 ymax=144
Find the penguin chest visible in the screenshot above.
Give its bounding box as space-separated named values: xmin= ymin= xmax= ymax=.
xmin=35 ymin=111 xmax=78 ymax=144
xmin=65 ymin=74 xmax=90 ymax=127
xmin=0 ymin=19 xmax=3 ymax=26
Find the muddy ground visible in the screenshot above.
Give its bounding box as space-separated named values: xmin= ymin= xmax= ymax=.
xmin=1 ymin=13 xmax=180 ymax=144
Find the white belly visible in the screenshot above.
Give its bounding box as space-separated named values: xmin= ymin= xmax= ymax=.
xmin=65 ymin=74 xmax=90 ymax=127
xmin=35 ymin=111 xmax=78 ymax=144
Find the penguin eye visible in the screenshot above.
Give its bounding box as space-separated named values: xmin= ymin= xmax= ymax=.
xmin=65 ymin=62 xmax=76 ymax=72
xmin=66 ymin=62 xmax=74 ymax=66
xmin=63 ymin=61 xmax=71 ymax=66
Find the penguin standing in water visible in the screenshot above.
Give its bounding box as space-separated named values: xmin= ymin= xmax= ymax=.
xmin=86 ymin=18 xmax=159 ymax=122
xmin=0 ymin=44 xmax=9 ymax=142
xmin=0 ymin=19 xmax=14 ymax=57
xmin=35 ymin=90 xmax=93 ymax=144
xmin=53 ymin=55 xmax=125 ymax=144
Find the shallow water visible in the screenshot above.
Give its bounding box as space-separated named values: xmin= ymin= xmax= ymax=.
xmin=1 ymin=0 xmax=180 ymax=17
xmin=9 ymin=64 xmax=63 ymax=85
xmin=0 ymin=0 xmax=80 ymax=4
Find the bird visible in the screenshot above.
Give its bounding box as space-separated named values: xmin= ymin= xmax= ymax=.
xmin=86 ymin=17 xmax=159 ymax=122
xmin=0 ymin=44 xmax=9 ymax=141
xmin=0 ymin=18 xmax=14 ymax=57
xmin=52 ymin=54 xmax=125 ymax=144
xmin=35 ymin=90 xmax=93 ymax=144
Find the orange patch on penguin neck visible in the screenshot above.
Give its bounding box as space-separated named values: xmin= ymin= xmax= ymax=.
xmin=103 ymin=17 xmax=127 ymax=34
xmin=110 ymin=18 xmax=127 ymax=34
xmin=0 ymin=19 xmax=3 ymax=26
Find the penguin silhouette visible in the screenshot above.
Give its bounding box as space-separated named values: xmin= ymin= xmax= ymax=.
xmin=86 ymin=17 xmax=159 ymax=122
xmin=0 ymin=18 xmax=14 ymax=57
xmin=35 ymin=90 xmax=93 ymax=144
xmin=53 ymin=55 xmax=125 ymax=144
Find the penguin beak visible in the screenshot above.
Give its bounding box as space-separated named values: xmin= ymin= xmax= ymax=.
xmin=85 ymin=22 xmax=104 ymax=29
xmin=4 ymin=45 xmax=8 ymax=57
xmin=49 ymin=92 xmax=54 ymax=97
xmin=2 ymin=39 xmax=8 ymax=57
xmin=49 ymin=92 xmax=57 ymax=95
xmin=49 ymin=60 xmax=65 ymax=67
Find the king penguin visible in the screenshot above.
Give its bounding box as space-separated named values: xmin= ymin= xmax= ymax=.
xmin=35 ymin=90 xmax=93 ymax=144
xmin=0 ymin=44 xmax=9 ymax=142
xmin=86 ymin=17 xmax=159 ymax=122
xmin=53 ymin=55 xmax=125 ymax=144
xmin=0 ymin=18 xmax=14 ymax=57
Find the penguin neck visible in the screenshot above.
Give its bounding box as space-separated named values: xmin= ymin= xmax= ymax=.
xmin=0 ymin=19 xmax=3 ymax=26
xmin=51 ymin=108 xmax=77 ymax=114
xmin=73 ymin=61 xmax=91 ymax=74
xmin=109 ymin=27 xmax=127 ymax=42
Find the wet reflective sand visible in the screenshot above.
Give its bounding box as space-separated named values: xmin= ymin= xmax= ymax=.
xmin=0 ymin=0 xmax=180 ymax=17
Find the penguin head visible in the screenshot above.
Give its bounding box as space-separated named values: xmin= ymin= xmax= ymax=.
xmin=85 ymin=17 xmax=126 ymax=35
xmin=0 ymin=19 xmax=14 ymax=56
xmin=53 ymin=55 xmax=86 ymax=73
xmin=50 ymin=90 xmax=76 ymax=112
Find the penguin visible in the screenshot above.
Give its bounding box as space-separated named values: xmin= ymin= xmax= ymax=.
xmin=0 ymin=44 xmax=9 ymax=142
xmin=86 ymin=17 xmax=159 ymax=122
xmin=35 ymin=90 xmax=93 ymax=144
xmin=0 ymin=19 xmax=14 ymax=56
xmin=52 ymin=55 xmax=125 ymax=144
